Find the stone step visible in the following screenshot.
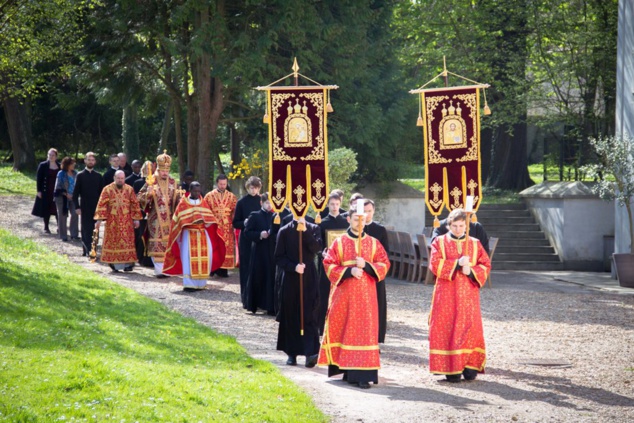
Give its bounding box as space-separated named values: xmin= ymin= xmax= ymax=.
xmin=496 ymin=238 xmax=552 ymax=247
xmin=475 ymin=216 xmax=536 ymax=224
xmin=496 ymin=246 xmax=556 ymax=254
xmin=492 ymin=261 xmax=565 ymax=271
xmin=494 ymin=253 xmax=561 ymax=262
xmin=477 ymin=203 xmax=527 ymax=210
xmin=486 ymin=231 xmax=547 ymax=239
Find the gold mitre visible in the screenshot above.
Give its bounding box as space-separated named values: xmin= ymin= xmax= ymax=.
xmin=156 ymin=149 xmax=172 ymax=171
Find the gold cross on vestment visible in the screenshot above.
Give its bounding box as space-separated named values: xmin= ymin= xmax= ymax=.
xmin=273 ymin=179 xmax=286 ymax=199
xmin=467 ymin=179 xmax=478 ymax=196
xmin=312 ymin=179 xmax=325 ymax=200
xmin=450 ymin=186 xmax=463 ymax=209
xmin=429 ymin=182 xmax=443 ymax=209
xmin=111 ymin=189 xmax=129 ymax=215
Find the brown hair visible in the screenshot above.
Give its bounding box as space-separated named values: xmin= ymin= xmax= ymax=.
xmin=447 ymin=208 xmax=467 ymax=225
xmin=328 ymin=193 xmax=342 ymax=204
xmin=61 ymin=156 xmax=76 ymax=171
xmin=48 ymin=148 xmax=58 ymax=157
xmin=260 ymin=192 xmax=269 ymax=202
xmin=245 ymin=176 xmax=262 ymax=189
xmin=331 ymin=189 xmax=344 ymax=199
xmin=84 ymin=152 xmax=96 ymax=160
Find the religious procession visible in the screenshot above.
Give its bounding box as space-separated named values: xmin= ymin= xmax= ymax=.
xmin=28 ymin=59 xmax=496 ymax=392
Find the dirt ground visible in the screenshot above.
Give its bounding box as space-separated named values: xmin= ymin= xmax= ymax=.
xmin=2 ymin=195 xmax=634 ymax=422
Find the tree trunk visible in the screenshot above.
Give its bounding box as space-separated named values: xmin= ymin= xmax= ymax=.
xmin=159 ymin=101 xmax=172 ymax=155
xmin=487 ymin=122 xmax=533 ymax=190
xmin=173 ymin=98 xmax=186 ymax=174
xmin=230 ymin=122 xmax=240 ymax=171
xmin=3 ymin=96 xmax=35 ymax=171
xmin=194 ymin=4 xmax=212 ymax=192
xmin=122 ymin=105 xmax=140 ymax=160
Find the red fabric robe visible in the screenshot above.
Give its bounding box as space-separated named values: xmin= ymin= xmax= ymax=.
xmin=137 ymin=176 xmax=179 ymax=263
xmin=204 ymin=189 xmax=238 ymax=269
xmin=94 ymin=183 xmax=143 ymax=263
xmin=428 ymin=233 xmax=491 ymax=375
xmin=163 ymin=196 xmax=226 ymax=277
xmin=317 ymin=232 xmax=390 ymax=370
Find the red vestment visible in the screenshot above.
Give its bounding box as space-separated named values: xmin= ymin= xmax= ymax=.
xmin=428 ymin=234 xmax=491 ymax=375
xmin=204 ymin=189 xmax=238 ymax=268
xmin=317 ymin=232 xmax=390 ymax=370
xmin=94 ymin=183 xmax=143 ymax=263
xmin=137 ymin=176 xmax=179 ymax=263
xmin=163 ymin=197 xmax=226 ymax=277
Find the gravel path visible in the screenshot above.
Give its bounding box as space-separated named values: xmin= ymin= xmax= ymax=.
xmin=2 ymin=195 xmax=633 ymax=422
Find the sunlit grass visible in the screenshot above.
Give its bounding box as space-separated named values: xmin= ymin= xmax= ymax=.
xmin=0 ymin=229 xmax=325 ymax=422
xmin=0 ymin=163 xmax=36 ymax=196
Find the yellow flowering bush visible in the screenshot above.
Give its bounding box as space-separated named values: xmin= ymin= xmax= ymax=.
xmin=228 ymin=149 xmax=268 ymax=187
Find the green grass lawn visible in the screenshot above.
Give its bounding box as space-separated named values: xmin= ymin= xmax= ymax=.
xmin=0 ymin=229 xmax=325 ymax=422
xmin=0 ymin=164 xmax=36 ymax=196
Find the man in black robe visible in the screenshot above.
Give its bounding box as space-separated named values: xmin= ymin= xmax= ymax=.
xmin=118 ymin=152 xmax=133 ymax=177
xmin=103 ymin=154 xmax=120 ymax=186
xmin=180 ymin=170 xmax=194 ymax=194
xmin=275 ymin=216 xmax=322 ymax=367
xmin=73 ymin=152 xmax=104 ymax=256
xmin=271 ymin=206 xmax=292 ymax=314
xmin=232 ymin=176 xmax=263 ymax=308
xmin=317 ymin=193 xmax=349 ymax=334
xmin=244 ymin=193 xmax=276 ymax=315
xmin=133 ymin=164 xmax=153 ymax=267
xmin=125 ymin=160 xmax=142 ymax=187
xmin=363 ymin=199 xmax=390 ymax=344
xmin=431 ymin=218 xmax=490 ymax=256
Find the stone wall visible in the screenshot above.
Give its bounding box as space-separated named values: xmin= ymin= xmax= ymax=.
xmin=520 ymin=182 xmax=615 ymax=271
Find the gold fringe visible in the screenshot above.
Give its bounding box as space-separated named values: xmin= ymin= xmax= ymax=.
xmin=416 ymin=114 xmax=423 ymax=126
xmin=297 ymin=221 xmax=306 ymax=232
xmin=274 ymin=213 xmax=280 ymax=224
xmin=471 ymin=213 xmax=477 ymax=223
xmin=315 ymin=214 xmax=322 ymax=224
xmin=433 ymin=216 xmax=440 ymax=228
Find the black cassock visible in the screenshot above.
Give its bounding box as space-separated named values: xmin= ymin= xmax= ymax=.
xmin=275 ymin=220 xmax=322 ymax=358
xmin=132 ymin=178 xmax=153 ymax=267
xmin=365 ymin=221 xmax=390 ymax=344
xmin=317 ymin=214 xmax=349 ymax=334
xmin=233 ymin=194 xmax=262 ymax=308
xmin=244 ymin=209 xmax=276 ymax=314
xmin=72 ymin=168 xmax=103 ymax=255
xmin=102 ymin=167 xmax=118 ymax=186
xmin=270 ymin=207 xmax=292 ymax=314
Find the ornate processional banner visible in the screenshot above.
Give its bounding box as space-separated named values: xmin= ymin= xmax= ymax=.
xmin=419 ymin=86 xmax=483 ymax=220
xmin=265 ymin=87 xmax=330 ymax=218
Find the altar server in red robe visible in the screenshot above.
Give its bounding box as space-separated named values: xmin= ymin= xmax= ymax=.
xmin=317 ymin=205 xmax=390 ymax=389
xmin=163 ymin=182 xmax=226 ymax=291
xmin=428 ymin=208 xmax=491 ymax=382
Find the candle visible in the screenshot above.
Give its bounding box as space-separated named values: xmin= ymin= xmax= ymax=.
xmin=465 ymin=195 xmax=474 ymax=212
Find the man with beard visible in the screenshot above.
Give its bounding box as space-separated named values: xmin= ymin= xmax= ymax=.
xmin=94 ymin=170 xmax=142 ymax=272
xmin=73 ymin=152 xmax=104 ymax=256
xmin=204 ymin=174 xmax=237 ymax=277
xmin=137 ymin=151 xmax=181 ymax=277
xmin=163 ymin=182 xmax=226 ymax=291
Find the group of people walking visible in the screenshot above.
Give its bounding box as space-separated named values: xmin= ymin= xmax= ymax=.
xmin=31 ymin=148 xmax=492 ymax=389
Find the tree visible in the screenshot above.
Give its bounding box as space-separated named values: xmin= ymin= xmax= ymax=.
xmin=0 ymin=0 xmax=90 ymax=170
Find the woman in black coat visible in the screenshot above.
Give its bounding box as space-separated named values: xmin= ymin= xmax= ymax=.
xmin=31 ymin=148 xmax=61 ymax=233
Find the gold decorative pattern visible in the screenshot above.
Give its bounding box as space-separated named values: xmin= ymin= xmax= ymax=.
xmin=271 ymin=93 xmax=296 ymax=161
xmin=283 ymin=99 xmax=313 ymax=148
xmin=293 ymin=185 xmax=306 ymax=212
xmin=425 ymin=94 xmax=452 ymax=164
xmin=312 ymin=178 xmax=325 ymax=202
xmin=429 ymin=182 xmax=443 ymax=209
xmin=272 ymin=179 xmax=286 ymax=207
xmin=299 ymin=92 xmax=325 ymax=161
xmin=453 ymin=92 xmax=479 ymax=162
xmin=450 ymin=186 xmax=463 ymax=209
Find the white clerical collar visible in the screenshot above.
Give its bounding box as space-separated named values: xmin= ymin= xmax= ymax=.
xmin=189 ymin=197 xmax=201 ymax=205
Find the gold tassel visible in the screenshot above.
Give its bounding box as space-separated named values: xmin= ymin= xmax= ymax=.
xmin=326 ymin=102 xmax=334 ymax=113
xmin=416 ymin=114 xmax=423 ymax=126
xmin=274 ymin=213 xmax=280 ymax=224
xmin=471 ymin=213 xmax=477 ymax=223
xmin=483 ymin=104 xmax=491 ymax=115
xmin=433 ymin=216 xmax=440 ymax=228
xmin=263 ymin=112 xmax=270 ymax=124
xmin=297 ymin=221 xmax=306 ymax=232
xmin=315 ymin=214 xmax=322 ymax=224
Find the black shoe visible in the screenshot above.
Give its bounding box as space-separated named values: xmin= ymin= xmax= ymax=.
xmin=463 ymin=369 xmax=478 ymax=381
xmin=44 ymin=228 xmax=51 ymax=234
xmin=109 ymin=264 xmax=120 ymax=273
xmin=82 ymin=252 xmax=87 ymax=257
xmin=124 ymin=265 xmax=134 ymax=272
xmin=445 ymin=375 xmax=461 ymax=383
xmin=72 ymin=237 xmax=81 ymax=241
xmin=183 ymin=287 xmax=197 ymax=292
xmin=156 ymin=274 xmax=168 ymax=279
xmin=286 ymin=356 xmax=297 ymax=366
xmin=358 ymin=382 xmax=371 ymax=389
xmin=62 ymin=238 xmax=69 ymax=242
xmin=305 ymin=354 xmax=318 ymax=368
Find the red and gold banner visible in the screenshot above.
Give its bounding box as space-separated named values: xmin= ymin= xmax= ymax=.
xmin=264 ymin=87 xmax=331 ymax=218
xmin=418 ymin=86 xmax=483 ymax=219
